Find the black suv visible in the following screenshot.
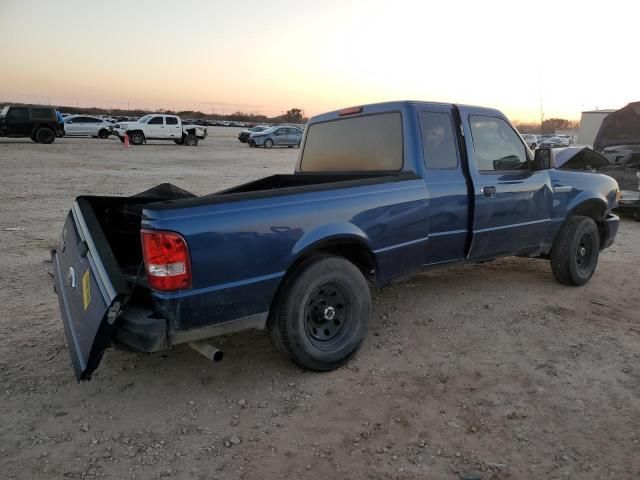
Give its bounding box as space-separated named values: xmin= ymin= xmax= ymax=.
xmin=0 ymin=105 xmax=64 ymax=144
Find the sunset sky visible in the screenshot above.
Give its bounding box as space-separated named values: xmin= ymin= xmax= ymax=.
xmin=1 ymin=0 xmax=638 ymax=121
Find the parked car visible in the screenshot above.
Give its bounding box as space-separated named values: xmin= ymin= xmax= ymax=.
xmin=238 ymin=125 xmax=269 ymax=142
xmin=521 ymin=134 xmax=538 ymax=149
xmin=51 ymin=100 xmax=621 ymax=381
xmin=539 ymin=136 xmax=570 ymax=148
xmin=113 ymin=114 xmax=207 ymax=146
xmin=0 ymin=105 xmax=64 ymax=143
xmin=63 ymin=115 xmax=113 ymax=138
xmin=248 ymin=126 xmax=303 ymax=148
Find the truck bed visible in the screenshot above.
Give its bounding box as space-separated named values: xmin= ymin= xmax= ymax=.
xmin=83 ymin=173 xmax=413 ymax=291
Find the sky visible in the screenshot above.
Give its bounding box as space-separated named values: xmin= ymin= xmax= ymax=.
xmin=0 ymin=0 xmax=638 ymax=122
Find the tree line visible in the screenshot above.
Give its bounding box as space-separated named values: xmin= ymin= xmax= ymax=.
xmin=513 ymin=118 xmax=579 ymax=134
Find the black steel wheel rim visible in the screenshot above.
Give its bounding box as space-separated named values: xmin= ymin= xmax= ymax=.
xmin=304 ymin=282 xmax=349 ymax=347
xmin=576 ymin=233 xmax=594 ymax=275
xmin=40 ymin=130 xmax=53 ymax=142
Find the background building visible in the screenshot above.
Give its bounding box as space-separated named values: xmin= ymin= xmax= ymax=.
xmin=576 ymin=109 xmax=616 ymax=146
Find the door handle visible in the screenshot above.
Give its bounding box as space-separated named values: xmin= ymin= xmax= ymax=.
xmin=482 ymin=186 xmax=496 ymax=197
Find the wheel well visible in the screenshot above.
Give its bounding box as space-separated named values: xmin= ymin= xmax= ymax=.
xmin=295 ymin=239 xmax=376 ymax=280
xmin=571 ymin=199 xmax=608 ymax=246
xmin=32 ymin=124 xmax=53 ymax=134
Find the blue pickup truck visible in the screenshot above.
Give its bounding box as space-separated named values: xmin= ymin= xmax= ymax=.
xmin=52 ymin=101 xmax=620 ymax=381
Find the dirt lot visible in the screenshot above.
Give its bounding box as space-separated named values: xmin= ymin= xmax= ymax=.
xmin=1 ymin=129 xmax=639 ymax=480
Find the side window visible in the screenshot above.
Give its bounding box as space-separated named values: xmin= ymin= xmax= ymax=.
xmin=419 ymin=111 xmax=459 ymax=169
xmin=87 ymin=117 xmax=101 ymax=123
xmin=31 ymin=108 xmax=53 ymax=119
xmin=8 ymin=108 xmax=29 ymax=121
xmin=166 ymin=117 xmax=178 ymax=125
xmin=148 ymin=116 xmax=164 ymax=125
xmin=470 ymin=116 xmax=527 ymax=171
xmin=73 ymin=117 xmax=88 ymax=123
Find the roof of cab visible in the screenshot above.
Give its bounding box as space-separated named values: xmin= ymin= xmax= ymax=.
xmin=308 ymin=100 xmax=504 ymax=124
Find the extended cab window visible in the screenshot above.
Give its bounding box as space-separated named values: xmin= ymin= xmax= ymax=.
xmin=420 ymin=112 xmax=458 ymax=169
xmin=148 ymin=116 xmax=164 ymax=125
xmin=166 ymin=117 xmax=178 ymax=125
xmin=301 ymin=112 xmax=402 ymax=172
xmin=470 ymin=116 xmax=527 ymax=171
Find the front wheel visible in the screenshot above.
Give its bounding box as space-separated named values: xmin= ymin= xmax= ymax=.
xmin=264 ymin=138 xmax=274 ymax=149
xmin=129 ymin=131 xmax=144 ymax=145
xmin=98 ymin=129 xmax=110 ymax=139
xmin=184 ymin=134 xmax=198 ymax=146
xmin=550 ymin=215 xmax=600 ymax=286
xmin=269 ymin=255 xmax=371 ymax=371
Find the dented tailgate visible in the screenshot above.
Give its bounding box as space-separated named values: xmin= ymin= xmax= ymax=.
xmin=52 ymin=198 xmax=129 ymax=381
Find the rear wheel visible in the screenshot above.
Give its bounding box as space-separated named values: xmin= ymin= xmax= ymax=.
xmin=129 ymin=131 xmax=144 ymax=145
xmin=269 ymin=255 xmax=370 ymax=371
xmin=550 ymin=215 xmax=600 ymax=286
xmin=264 ymin=138 xmax=274 ymax=149
xmin=35 ymin=127 xmax=56 ymax=144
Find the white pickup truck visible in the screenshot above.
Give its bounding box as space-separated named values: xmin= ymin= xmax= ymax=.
xmin=113 ymin=114 xmax=207 ymax=146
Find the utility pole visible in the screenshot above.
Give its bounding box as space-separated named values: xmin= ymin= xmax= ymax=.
xmin=539 ymin=70 xmax=544 ymax=136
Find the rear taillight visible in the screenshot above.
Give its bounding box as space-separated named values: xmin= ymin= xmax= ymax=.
xmin=141 ymin=230 xmax=191 ymax=292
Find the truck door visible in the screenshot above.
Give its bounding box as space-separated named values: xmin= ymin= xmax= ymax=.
xmin=459 ymin=110 xmax=553 ymax=259
xmin=146 ymin=116 xmax=166 ymax=139
xmin=418 ymin=106 xmax=470 ymax=265
xmin=165 ymin=116 xmax=182 ymax=138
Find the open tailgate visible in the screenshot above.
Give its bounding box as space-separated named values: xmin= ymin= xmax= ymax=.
xmin=52 ymin=198 xmax=130 ymax=381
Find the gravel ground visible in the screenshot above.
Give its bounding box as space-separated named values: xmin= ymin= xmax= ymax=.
xmin=1 ymin=129 xmax=639 ymax=480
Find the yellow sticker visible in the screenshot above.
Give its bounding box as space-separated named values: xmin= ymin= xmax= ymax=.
xmin=82 ymin=270 xmax=91 ymax=311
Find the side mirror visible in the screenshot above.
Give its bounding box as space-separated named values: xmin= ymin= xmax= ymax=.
xmin=532 ymin=148 xmax=555 ymax=171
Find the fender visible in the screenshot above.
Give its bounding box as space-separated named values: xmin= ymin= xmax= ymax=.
xmin=289 ymin=222 xmax=373 ymax=265
xmin=567 ymin=191 xmax=608 ymax=219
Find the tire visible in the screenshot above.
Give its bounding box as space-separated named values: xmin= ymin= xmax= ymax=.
xmin=184 ymin=134 xmax=198 ymax=146
xmin=129 ymin=131 xmax=144 ymax=145
xmin=269 ymin=255 xmax=371 ymax=371
xmin=550 ymin=215 xmax=600 ymax=286
xmin=264 ymin=138 xmax=274 ymax=149
xmin=98 ymin=129 xmax=109 ymax=139
xmin=35 ymin=127 xmax=55 ymax=144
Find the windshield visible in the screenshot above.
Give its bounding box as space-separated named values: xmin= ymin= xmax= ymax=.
xmin=137 ymin=115 xmax=153 ymax=124
xmin=251 ymin=126 xmax=267 ymax=132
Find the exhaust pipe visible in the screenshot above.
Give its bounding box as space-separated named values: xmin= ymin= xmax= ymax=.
xmin=188 ymin=341 xmax=224 ymax=362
